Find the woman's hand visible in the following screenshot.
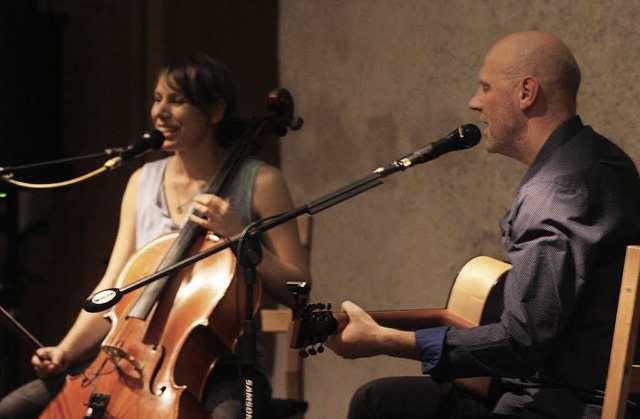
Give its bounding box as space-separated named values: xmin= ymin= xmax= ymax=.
xmin=189 ymin=193 xmax=243 ymax=238
xmin=32 ymin=346 xmax=69 ymax=378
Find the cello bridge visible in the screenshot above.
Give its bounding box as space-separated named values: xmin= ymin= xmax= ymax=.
xmin=102 ymin=345 xmax=144 ymax=372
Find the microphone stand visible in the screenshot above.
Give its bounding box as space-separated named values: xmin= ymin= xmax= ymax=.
xmin=82 ymin=158 xmax=411 ymax=419
xmin=81 ymin=123 xmax=480 ymax=418
xmin=0 ymin=148 xmax=122 ymax=178
xmin=0 ymin=146 xmax=148 ymax=190
xmin=232 ymin=164 xmax=401 ymax=419
xmin=81 ymin=155 xmax=424 ymax=419
xmin=84 ymin=157 xmax=410 ymax=312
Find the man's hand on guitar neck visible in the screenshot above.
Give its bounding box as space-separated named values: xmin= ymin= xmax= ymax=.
xmin=325 ymin=301 xmax=422 ymax=361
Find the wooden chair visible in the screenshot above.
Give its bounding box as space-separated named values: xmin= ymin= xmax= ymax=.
xmin=602 ymin=245 xmax=640 ymax=418
xmin=261 ymin=214 xmax=312 ymax=419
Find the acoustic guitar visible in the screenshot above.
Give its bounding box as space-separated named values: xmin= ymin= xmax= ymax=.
xmin=289 ymin=255 xmax=512 ymax=396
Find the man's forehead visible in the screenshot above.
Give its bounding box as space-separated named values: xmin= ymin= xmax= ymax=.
xmin=480 ymin=46 xmax=519 ymax=82
xmin=477 ymin=56 xmax=498 ymax=82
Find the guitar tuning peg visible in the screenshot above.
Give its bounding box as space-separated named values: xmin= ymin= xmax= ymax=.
xmin=327 ymin=303 xmax=332 ymax=310
xmin=317 ymin=344 xmax=325 ymax=354
xmin=298 ymin=350 xmax=309 ymax=358
xmin=308 ymin=346 xmax=317 ymax=356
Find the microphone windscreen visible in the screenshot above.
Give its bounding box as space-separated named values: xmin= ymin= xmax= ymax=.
xmin=459 ymin=124 xmax=481 ymax=149
xmin=142 ymin=130 xmax=165 ymax=150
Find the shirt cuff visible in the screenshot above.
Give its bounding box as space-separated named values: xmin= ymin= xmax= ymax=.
xmin=415 ymin=326 xmax=450 ymax=374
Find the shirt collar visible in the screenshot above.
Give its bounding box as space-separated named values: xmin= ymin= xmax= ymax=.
xmin=520 ymin=115 xmax=584 ymax=186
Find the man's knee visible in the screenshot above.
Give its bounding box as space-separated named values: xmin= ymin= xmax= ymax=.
xmin=348 ymin=377 xmax=403 ymax=419
xmin=348 ymin=380 xmax=377 ymax=419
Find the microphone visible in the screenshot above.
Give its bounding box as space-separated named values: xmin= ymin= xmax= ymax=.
xmin=104 ymin=130 xmax=165 ymax=169
xmin=397 ymin=124 xmax=481 ymax=168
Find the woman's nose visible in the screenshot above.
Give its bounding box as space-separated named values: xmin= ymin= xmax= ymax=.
xmin=152 ymin=101 xmax=170 ymax=119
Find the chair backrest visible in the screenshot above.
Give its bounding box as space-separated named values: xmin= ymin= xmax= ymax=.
xmin=261 ymin=214 xmax=312 ymax=417
xmin=602 ymin=245 xmax=640 ymax=418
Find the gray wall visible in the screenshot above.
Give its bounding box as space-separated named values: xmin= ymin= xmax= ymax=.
xmin=278 ymin=1 xmax=640 ymax=418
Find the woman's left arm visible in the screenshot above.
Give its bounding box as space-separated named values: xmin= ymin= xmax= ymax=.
xmin=251 ymin=164 xmax=311 ymax=307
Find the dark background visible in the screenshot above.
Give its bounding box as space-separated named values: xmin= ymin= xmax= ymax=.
xmin=0 ymin=0 xmax=280 ymax=394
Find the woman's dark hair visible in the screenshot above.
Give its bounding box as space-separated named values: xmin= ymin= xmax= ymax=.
xmin=158 ymin=54 xmax=238 ymax=146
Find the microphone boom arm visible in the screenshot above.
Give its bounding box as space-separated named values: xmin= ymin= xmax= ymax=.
xmin=83 ymin=123 xmax=481 ymax=312
xmin=0 ymin=130 xmax=165 ymax=189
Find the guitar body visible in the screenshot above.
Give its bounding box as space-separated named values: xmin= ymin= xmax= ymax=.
xmin=446 ymin=255 xmax=510 ymax=326
xmin=445 ymin=255 xmax=511 ymax=396
xmin=291 ymin=255 xmax=512 ymax=397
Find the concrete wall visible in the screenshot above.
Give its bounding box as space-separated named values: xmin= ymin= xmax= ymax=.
xmin=278 ymin=1 xmax=640 ymax=418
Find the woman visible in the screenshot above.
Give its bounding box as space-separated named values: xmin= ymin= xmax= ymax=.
xmin=0 ymin=54 xmax=310 ymax=418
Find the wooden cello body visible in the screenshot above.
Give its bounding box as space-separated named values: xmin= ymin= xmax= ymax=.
xmin=41 ymin=232 xmax=259 ymax=418
xmin=40 ymin=88 xmax=299 ymax=418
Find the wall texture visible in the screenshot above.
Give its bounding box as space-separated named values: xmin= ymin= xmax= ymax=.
xmin=278 ymin=1 xmax=640 ymax=418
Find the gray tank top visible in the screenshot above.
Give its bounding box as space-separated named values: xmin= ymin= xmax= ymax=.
xmin=135 ymin=156 xmax=261 ymax=249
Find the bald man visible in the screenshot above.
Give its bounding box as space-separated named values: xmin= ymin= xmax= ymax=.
xmin=327 ymin=32 xmax=640 ymax=418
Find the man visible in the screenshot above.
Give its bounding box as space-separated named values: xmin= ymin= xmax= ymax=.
xmin=327 ymin=31 xmax=640 ymax=418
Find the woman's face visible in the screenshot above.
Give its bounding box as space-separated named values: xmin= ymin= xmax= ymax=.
xmin=150 ymin=75 xmax=215 ymax=152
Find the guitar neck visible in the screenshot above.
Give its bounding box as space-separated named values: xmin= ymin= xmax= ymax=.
xmin=291 ymin=255 xmax=509 ymax=351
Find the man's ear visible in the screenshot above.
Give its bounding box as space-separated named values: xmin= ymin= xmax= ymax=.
xmin=208 ymin=100 xmax=227 ymax=124
xmin=519 ymin=76 xmax=539 ymax=110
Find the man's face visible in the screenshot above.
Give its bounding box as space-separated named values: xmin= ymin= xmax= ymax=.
xmin=468 ymin=48 xmax=524 ymax=158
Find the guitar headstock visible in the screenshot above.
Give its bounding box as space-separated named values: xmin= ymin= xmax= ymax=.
xmin=285 ymin=281 xmax=339 ymax=357
xmin=290 ymin=302 xmax=338 ymax=357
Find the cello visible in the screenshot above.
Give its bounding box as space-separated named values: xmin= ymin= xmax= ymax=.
xmin=40 ymin=88 xmax=300 ymax=418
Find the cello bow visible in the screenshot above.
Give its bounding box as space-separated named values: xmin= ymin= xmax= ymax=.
xmin=0 ymin=304 xmax=44 ymax=353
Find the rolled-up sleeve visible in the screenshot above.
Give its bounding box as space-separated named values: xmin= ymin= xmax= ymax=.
xmin=415 ymin=326 xmax=450 ymax=373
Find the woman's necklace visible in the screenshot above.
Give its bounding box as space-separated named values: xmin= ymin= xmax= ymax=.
xmin=172 ymin=181 xmax=196 ymax=215
xmin=174 ymin=194 xmax=192 ymax=214
xmin=168 ymin=152 xmax=223 ymax=215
